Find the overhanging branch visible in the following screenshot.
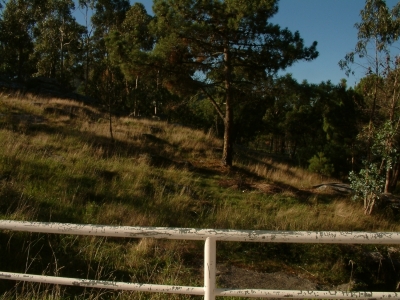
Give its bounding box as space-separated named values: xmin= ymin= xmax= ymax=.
xmin=201 ymin=86 xmax=225 ymax=121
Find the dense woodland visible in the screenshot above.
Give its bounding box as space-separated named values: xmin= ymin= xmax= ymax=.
xmin=1 ymin=0 xmax=400 ymax=213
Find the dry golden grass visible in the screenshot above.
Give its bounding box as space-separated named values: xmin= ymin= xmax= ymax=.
xmin=246 ymin=157 xmax=333 ymax=189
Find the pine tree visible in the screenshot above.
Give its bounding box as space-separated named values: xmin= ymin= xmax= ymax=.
xmin=151 ymin=0 xmax=318 ymax=166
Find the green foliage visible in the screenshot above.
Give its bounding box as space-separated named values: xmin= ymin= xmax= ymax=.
xmin=349 ymin=121 xmax=399 ymax=214
xmin=105 ymin=2 xmax=159 ymax=117
xmin=350 ymin=162 xmax=385 ymax=202
xmin=32 ymin=0 xmax=85 ymax=83
xmin=349 ymin=162 xmax=385 ymax=214
xmin=0 ymin=0 xmax=35 ymax=79
xmin=92 ymin=0 xmax=130 ymax=36
xmin=340 ymin=0 xmax=400 ymax=200
xmin=339 ymin=0 xmax=400 ymax=76
xmin=150 ymin=0 xmax=318 ymax=166
xmin=261 ymin=76 xmax=359 ymax=175
xmin=308 ymin=152 xmax=334 ymax=177
xmin=371 ymin=120 xmax=400 ymax=171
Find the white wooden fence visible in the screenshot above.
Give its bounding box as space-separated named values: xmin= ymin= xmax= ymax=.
xmin=1 ymin=220 xmax=400 ymax=299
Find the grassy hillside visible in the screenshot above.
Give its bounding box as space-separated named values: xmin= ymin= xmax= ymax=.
xmin=0 ymin=92 xmax=400 ymax=299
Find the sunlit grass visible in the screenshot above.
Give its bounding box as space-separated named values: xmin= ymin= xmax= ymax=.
xmin=0 ymin=93 xmax=399 ymax=299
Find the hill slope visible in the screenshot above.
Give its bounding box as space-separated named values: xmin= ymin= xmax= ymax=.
xmin=0 ymin=93 xmax=400 ymax=299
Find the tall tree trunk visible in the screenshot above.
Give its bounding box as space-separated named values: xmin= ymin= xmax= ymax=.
xmin=366 ymin=40 xmax=379 ymax=163
xmin=60 ymin=18 xmax=65 ymax=82
xmin=215 ymin=115 xmax=219 ymax=136
xmin=60 ymin=40 xmax=64 ymax=81
xmin=109 ymin=96 xmax=114 ymax=141
xmin=134 ymin=75 xmax=139 ymax=116
xmin=385 ymin=169 xmax=391 ymax=194
xmin=223 ymin=99 xmax=233 ymax=166
xmin=107 ymin=67 xmax=114 ymax=141
xmin=17 ymin=46 xmax=23 ymax=80
xmin=291 ymin=141 xmax=297 ymax=159
xmin=85 ymin=42 xmax=89 ymax=95
xmin=222 ymin=47 xmax=233 ymax=167
xmin=82 ymin=2 xmax=92 ymax=96
xmin=389 ymin=163 xmax=400 ymax=192
xmin=270 ymin=137 xmax=273 ymax=153
xmin=385 ymin=72 xmax=399 ymax=193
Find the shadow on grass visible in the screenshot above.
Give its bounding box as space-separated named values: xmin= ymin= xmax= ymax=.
xmin=0 ymin=104 xmax=347 ymax=225
xmin=44 ymin=103 xmax=102 ymax=121
xmin=1 ymin=106 xmax=298 ymax=188
xmin=0 ymin=232 xmax=134 ymax=298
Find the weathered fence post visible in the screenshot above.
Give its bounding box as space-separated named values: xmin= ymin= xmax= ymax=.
xmin=204 ymin=237 xmax=216 ymax=300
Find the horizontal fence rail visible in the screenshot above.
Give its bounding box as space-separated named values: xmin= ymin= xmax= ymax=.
xmin=1 ymin=220 xmax=400 ymax=243
xmin=1 ymin=220 xmax=400 ymax=299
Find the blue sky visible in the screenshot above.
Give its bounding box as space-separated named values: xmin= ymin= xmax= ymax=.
xmin=76 ymin=0 xmax=399 ymax=86
xmin=270 ymin=0 xmax=399 ymax=86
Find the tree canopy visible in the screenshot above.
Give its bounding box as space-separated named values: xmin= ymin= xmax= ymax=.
xmin=340 ymin=0 xmax=400 ymax=214
xmin=150 ymin=0 xmax=318 ymax=166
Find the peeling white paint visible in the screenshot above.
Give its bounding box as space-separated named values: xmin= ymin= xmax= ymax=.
xmin=204 ymin=237 xmax=216 ymax=300
xmin=1 ymin=220 xmax=400 ymax=243
xmin=216 ymin=288 xmax=399 ymax=299
xmin=1 ymin=220 xmax=400 ymax=299
xmin=0 ymin=272 xmax=204 ymax=295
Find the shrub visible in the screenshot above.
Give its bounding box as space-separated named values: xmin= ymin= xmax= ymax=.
xmin=308 ymin=152 xmax=334 ymax=177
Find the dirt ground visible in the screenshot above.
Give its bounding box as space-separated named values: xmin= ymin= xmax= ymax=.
xmin=216 ymin=264 xmax=350 ymax=292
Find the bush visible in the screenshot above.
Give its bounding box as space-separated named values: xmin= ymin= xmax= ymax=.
xmin=308 ymin=152 xmax=334 ymax=177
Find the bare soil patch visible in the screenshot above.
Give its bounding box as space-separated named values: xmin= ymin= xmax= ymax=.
xmin=217 ymin=264 xmax=317 ymax=290
xmin=216 ymin=264 xmax=350 ymax=295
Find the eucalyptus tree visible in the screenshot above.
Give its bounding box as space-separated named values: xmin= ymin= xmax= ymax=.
xmin=32 ymin=0 xmax=85 ymax=83
xmin=340 ymin=0 xmax=400 ymax=213
xmin=106 ymin=2 xmax=155 ymax=116
xmin=87 ymin=0 xmax=130 ymax=98
xmin=0 ymin=0 xmax=36 ymax=79
xmin=91 ymin=0 xmax=129 ymax=61
xmin=77 ymin=0 xmax=95 ymax=95
xmin=85 ymin=0 xmax=130 ymax=91
xmin=87 ymin=0 xmax=130 ymax=139
xmin=151 ymin=0 xmax=318 ymax=166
